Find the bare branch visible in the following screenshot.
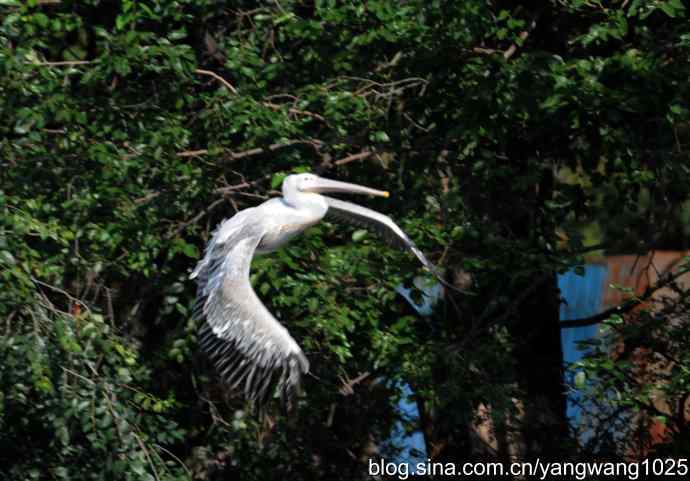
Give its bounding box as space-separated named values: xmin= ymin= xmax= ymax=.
xmin=225 ymin=139 xmax=322 ymax=162
xmin=334 ymin=150 xmax=373 ymax=166
xmin=503 ymin=25 xmax=533 ymax=60
xmin=61 ymin=367 xmax=96 ymax=385
xmin=31 ymin=60 xmax=93 ymax=67
xmin=152 ymin=444 xmax=193 ymax=479
xmin=194 ymin=68 xmax=238 ymax=95
xmin=171 ymin=197 xmax=227 ymax=237
xmin=31 ymin=276 xmax=91 ymax=315
xmin=133 ymin=192 xmax=161 ymax=205
xmin=176 ymin=139 xmax=322 ymax=162
xmin=176 ymin=149 xmax=208 ymax=157
xmin=338 ymin=371 xmax=371 ymax=396
xmin=471 ymin=15 xmax=539 ymax=61
xmin=224 ymin=190 xmax=269 ymax=200
xmin=214 ymin=174 xmax=273 ymax=195
xmin=262 ymin=102 xmax=327 ymax=123
xmin=195 ymin=69 xmax=327 ymax=122
xmin=472 ymin=47 xmax=498 ymax=56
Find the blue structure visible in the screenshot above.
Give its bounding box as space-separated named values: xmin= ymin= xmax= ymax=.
xmin=388 ymin=383 xmax=427 ymax=469
xmin=558 ymin=266 xmax=607 ymax=423
xmin=395 ymin=277 xmax=443 ymax=317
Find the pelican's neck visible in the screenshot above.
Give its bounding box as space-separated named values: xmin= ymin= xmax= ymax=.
xmin=282 ymin=191 xmax=328 ymax=218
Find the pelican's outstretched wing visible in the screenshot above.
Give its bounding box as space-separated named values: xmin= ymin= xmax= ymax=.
xmin=190 ymin=210 xmax=309 ymax=412
xmin=324 ymin=196 xmax=470 ymax=294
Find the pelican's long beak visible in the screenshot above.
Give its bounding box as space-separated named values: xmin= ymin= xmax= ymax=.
xmin=303 ymin=177 xmax=389 ymax=197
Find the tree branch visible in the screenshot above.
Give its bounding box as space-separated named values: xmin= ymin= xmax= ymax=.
xmin=214 ymin=174 xmax=273 ymax=195
xmin=503 ymin=19 xmax=535 ymax=60
xmin=338 ymin=371 xmax=370 ymax=396
xmin=334 ymin=150 xmax=373 ymax=166
xmin=262 ymin=101 xmax=327 ymax=123
xmin=471 ymin=14 xmax=539 ymax=61
xmin=560 ymin=266 xmax=690 ymax=329
xmin=194 ymin=68 xmax=238 ymax=94
xmin=176 ymin=149 xmax=208 ymax=157
xmin=225 ymin=139 xmax=322 ymax=162
xmin=31 ymin=60 xmax=93 ymax=67
xmin=195 ymin=69 xmax=326 ymax=122
xmin=171 ymin=197 xmax=226 ymax=238
xmin=176 ymin=139 xmax=322 ymax=162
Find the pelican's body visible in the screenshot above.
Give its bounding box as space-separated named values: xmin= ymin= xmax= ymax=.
xmin=253 ymin=197 xmax=327 ymax=252
xmin=191 ymin=173 xmax=452 ymax=411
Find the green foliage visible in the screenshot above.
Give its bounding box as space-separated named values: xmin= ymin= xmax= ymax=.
xmin=0 ymin=306 xmax=187 ymax=480
xmin=1 ymin=0 xmax=689 ymax=478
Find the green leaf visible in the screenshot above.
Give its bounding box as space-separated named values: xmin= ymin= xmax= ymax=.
xmin=371 ymin=131 xmax=390 ymax=143
xmin=168 ymin=29 xmax=187 ymax=41
xmin=574 ymin=371 xmax=586 ymax=389
xmin=271 ymin=172 xmax=288 ymax=189
xmin=352 ymin=229 xmax=368 ymax=242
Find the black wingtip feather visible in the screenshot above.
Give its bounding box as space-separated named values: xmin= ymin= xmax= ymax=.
xmin=197 ymin=323 xmax=308 ymax=415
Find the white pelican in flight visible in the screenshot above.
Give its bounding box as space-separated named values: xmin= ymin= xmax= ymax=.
xmin=191 ymin=173 xmax=456 ymax=412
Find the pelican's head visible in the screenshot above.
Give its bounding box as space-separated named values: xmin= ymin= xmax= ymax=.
xmin=282 ymin=173 xmax=389 ymax=200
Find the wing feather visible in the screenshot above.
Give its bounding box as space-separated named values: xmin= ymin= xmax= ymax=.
xmin=324 ymin=196 xmax=436 ymax=267
xmin=324 ymin=196 xmax=471 ymax=294
xmin=191 ymin=211 xmax=309 ymax=412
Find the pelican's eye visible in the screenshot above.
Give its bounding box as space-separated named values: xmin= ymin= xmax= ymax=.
xmin=300 ymin=176 xmax=315 ymax=188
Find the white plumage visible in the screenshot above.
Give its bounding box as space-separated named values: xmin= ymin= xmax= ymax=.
xmin=191 ymin=173 xmax=456 ymax=412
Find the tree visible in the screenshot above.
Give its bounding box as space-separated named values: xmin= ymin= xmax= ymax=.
xmin=1 ymin=0 xmax=689 ymax=479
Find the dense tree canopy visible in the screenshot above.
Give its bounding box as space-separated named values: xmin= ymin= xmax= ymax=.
xmin=1 ymin=0 xmax=689 ymax=479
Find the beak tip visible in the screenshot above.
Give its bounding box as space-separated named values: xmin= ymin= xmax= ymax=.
xmin=383 ymin=191 xmax=390 ymax=198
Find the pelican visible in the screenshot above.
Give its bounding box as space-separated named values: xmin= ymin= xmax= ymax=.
xmin=191 ymin=173 xmax=456 ymax=412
